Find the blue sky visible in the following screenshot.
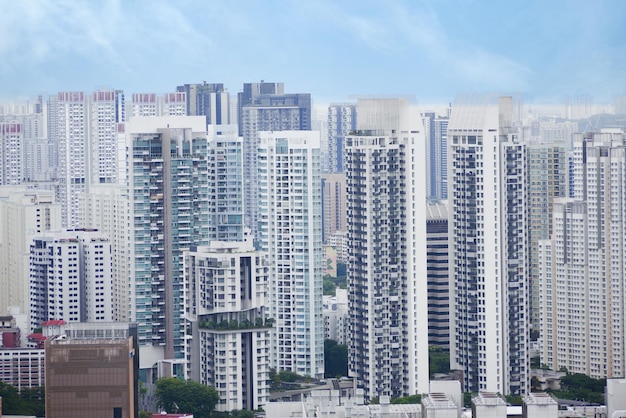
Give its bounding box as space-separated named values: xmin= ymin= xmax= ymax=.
xmin=1 ymin=0 xmax=625 ymax=105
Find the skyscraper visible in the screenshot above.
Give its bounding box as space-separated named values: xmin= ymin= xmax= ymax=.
xmin=320 ymin=173 xmax=347 ymax=243
xmin=240 ymin=87 xmax=311 ymax=238
xmin=258 ymin=130 xmax=324 ymax=378
xmin=345 ymin=98 xmax=429 ymax=399
xmin=177 ymin=82 xmax=230 ymax=126
xmin=48 ymin=90 xmax=124 ymax=227
xmin=539 ymin=131 xmax=626 ymax=378
xmin=426 ymin=201 xmax=450 ymax=349
xmin=207 ymin=125 xmax=245 ymax=242
xmin=448 ymin=95 xmax=529 ymax=395
xmin=126 ymin=116 xmax=209 ymax=363
xmin=78 ymin=184 xmax=131 ymax=322
xmin=0 ymin=123 xmax=23 ymax=185
xmin=527 ymin=142 xmax=567 ymax=334
xmin=423 ymin=109 xmax=449 ymax=201
xmin=327 ymin=103 xmax=357 ymax=173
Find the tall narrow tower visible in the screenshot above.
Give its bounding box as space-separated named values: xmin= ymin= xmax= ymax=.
xmin=126 ymin=116 xmax=209 ymax=362
xmin=345 ymin=98 xmax=429 ymax=400
xmin=448 ymin=95 xmax=529 ymax=395
xmin=258 ymin=130 xmax=324 ymax=379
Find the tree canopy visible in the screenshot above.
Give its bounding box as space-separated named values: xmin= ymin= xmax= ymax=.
xmin=0 ymin=382 xmax=45 ymax=416
xmin=155 ymin=378 xmax=219 ymax=418
xmin=324 ymin=339 xmax=348 ymax=378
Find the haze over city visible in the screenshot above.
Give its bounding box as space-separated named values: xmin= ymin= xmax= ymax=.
xmin=1 ymin=0 xmax=626 ymax=104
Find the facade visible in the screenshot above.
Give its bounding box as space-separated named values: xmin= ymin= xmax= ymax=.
xmin=521 ymin=392 xmax=558 ymax=418
xmin=539 ymin=132 xmax=626 ymax=378
xmin=177 ymin=82 xmax=230 ymax=125
xmin=48 ymin=90 xmax=124 ymax=228
xmin=0 ymin=187 xmax=61 ymax=327
xmin=345 ymin=98 xmax=429 ymax=399
xmin=527 ymin=142 xmax=567 ymax=333
xmin=29 ymin=229 xmax=113 ymax=329
xmin=240 ymin=90 xmax=311 ymax=237
xmin=44 ymin=322 xmax=138 ymax=418
xmin=321 ymin=173 xmax=347 ymax=243
xmin=184 ymin=237 xmax=270 ymax=411
xmin=471 ymin=392 xmax=507 ymax=417
xmin=78 ymin=184 xmax=132 ymax=322
xmin=0 ymin=347 xmax=45 ymax=391
xmin=90 ymin=90 xmax=126 ymax=185
xmin=126 ymin=116 xmax=209 ymax=363
xmin=207 ymin=125 xmax=245 ymax=242
xmin=328 ymin=230 xmax=349 ymax=262
xmin=423 ymin=110 xmax=450 ymax=201
xmin=48 ymin=91 xmax=88 ymax=227
xmin=327 ymin=103 xmax=357 ymax=173
xmin=236 ymin=81 xmax=284 ymax=135
xmin=448 ymin=95 xmax=529 ymax=395
xmin=426 ymin=201 xmax=449 ymax=349
xmin=0 ymin=123 xmax=23 ymax=185
xmin=258 ymin=130 xmax=324 ymax=378
xmin=323 ymin=288 xmax=348 ymax=345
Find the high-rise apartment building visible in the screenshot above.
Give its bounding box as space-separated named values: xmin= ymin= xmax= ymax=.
xmin=48 ymin=91 xmax=88 ymax=227
xmin=321 ymin=173 xmax=347 ymax=243
xmin=0 ymin=187 xmax=61 ymax=327
xmin=184 ymin=236 xmax=270 ymax=411
xmin=426 ymin=201 xmax=449 ymax=349
xmin=78 ymin=184 xmax=131 ymax=322
xmin=237 ymin=81 xmax=284 ymax=135
xmin=207 ymin=125 xmax=244 ymax=242
xmin=258 ymin=130 xmax=324 ymax=378
xmin=539 ymin=131 xmax=626 ymax=378
xmin=126 ymin=116 xmax=209 ymax=363
xmin=527 ymin=142 xmax=567 ymax=333
xmin=240 ymin=87 xmax=311 ymax=237
xmin=29 ymin=229 xmax=113 ymax=329
xmin=345 ymin=98 xmax=429 ymax=399
xmin=90 ymin=90 xmax=126 ymax=185
xmin=327 ymin=103 xmax=357 ymax=173
xmin=423 ymin=110 xmax=449 ymax=201
xmin=177 ymin=82 xmax=230 ymax=125
xmin=0 ymin=123 xmax=23 ymax=185
xmin=129 ymin=93 xmax=187 ymax=118
xmin=448 ymin=95 xmax=529 ymax=395
xmin=48 ymin=90 xmax=124 ymax=227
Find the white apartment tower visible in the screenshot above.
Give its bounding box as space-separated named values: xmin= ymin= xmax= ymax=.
xmin=78 ymin=184 xmax=131 ymax=322
xmin=539 ymin=131 xmax=626 ymax=378
xmin=345 ymin=98 xmax=429 ymax=400
xmin=0 ymin=123 xmax=24 ymax=185
xmin=184 ymin=237 xmax=270 ymax=411
xmin=448 ymin=95 xmax=529 ymax=395
xmin=29 ymin=229 xmax=113 ymax=329
xmin=258 ymin=130 xmax=324 ymax=378
xmin=527 ymin=142 xmax=567 ymax=333
xmin=48 ymin=90 xmax=124 ymax=228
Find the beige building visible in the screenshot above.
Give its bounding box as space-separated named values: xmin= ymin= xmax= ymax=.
xmin=0 ymin=186 xmax=61 ymax=327
xmin=321 ymin=173 xmax=347 ymax=243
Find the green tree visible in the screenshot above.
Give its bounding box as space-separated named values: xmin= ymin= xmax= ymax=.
xmin=155 ymin=378 xmax=219 ymax=418
xmin=323 ymin=277 xmax=337 ymax=295
xmin=0 ymin=381 xmax=25 ymax=415
xmin=324 ymin=339 xmax=348 ymax=377
xmin=428 ymin=346 xmax=450 ymax=376
xmin=391 ymin=394 xmax=421 ymax=404
xmin=19 ymin=386 xmax=45 ymax=416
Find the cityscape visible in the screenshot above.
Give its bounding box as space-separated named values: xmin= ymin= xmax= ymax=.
xmin=1 ymin=1 xmax=626 ymax=418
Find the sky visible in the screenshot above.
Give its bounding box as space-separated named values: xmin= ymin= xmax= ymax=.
xmin=1 ymin=0 xmax=625 ymax=106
